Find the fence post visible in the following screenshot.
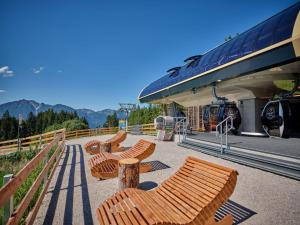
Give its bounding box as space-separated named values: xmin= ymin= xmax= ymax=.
xmin=2 ymin=174 xmax=14 ymax=225
xmin=17 ymin=138 xmax=22 ymax=152
xmin=43 ymin=152 xmax=48 ymax=186
xmin=38 ymin=134 xmax=43 ymax=149
xmin=76 ymin=131 xmax=78 ymax=138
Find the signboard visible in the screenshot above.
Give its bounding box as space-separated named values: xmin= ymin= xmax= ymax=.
xmin=119 ymin=120 xmax=126 ymax=130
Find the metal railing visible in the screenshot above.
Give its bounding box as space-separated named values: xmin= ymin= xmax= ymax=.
xmin=175 ymin=117 xmax=188 ymax=143
xmin=216 ymin=116 xmax=233 ymax=154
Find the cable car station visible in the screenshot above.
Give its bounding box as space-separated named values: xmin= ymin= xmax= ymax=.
xmin=139 ymin=3 xmax=300 ymax=139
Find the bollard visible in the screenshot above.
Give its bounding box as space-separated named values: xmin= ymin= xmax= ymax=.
xmin=2 ymin=174 xmax=14 ymax=225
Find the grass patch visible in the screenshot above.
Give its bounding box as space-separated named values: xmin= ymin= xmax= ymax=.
xmin=0 ymin=144 xmax=60 ymax=225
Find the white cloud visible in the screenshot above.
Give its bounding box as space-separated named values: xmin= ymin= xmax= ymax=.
xmin=0 ymin=66 xmax=9 ymax=74
xmin=0 ymin=66 xmax=15 ymax=77
xmin=32 ymin=66 xmax=45 ymax=74
xmin=57 ymin=70 xmax=63 ymax=73
xmin=3 ymin=70 xmax=15 ymax=77
xmin=0 ymin=90 xmax=6 ymax=93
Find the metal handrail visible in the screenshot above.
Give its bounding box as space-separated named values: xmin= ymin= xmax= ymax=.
xmin=216 ymin=116 xmax=233 ymax=153
xmin=175 ymin=117 xmax=188 ymax=143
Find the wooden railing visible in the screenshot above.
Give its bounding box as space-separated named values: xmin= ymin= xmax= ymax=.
xmin=0 ymin=129 xmax=65 ymax=156
xmin=127 ymin=123 xmax=156 ymax=135
xmin=0 ymin=132 xmax=65 ymax=225
xmin=0 ymin=125 xmax=156 ymax=156
xmin=65 ymin=127 xmax=119 ymax=139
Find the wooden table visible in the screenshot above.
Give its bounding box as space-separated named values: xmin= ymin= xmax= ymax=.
xmin=118 ymin=158 xmax=140 ymax=190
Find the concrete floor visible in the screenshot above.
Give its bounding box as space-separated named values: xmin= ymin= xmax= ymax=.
xmin=34 ymin=134 xmax=300 ymax=225
xmin=189 ymin=131 xmax=300 ymax=158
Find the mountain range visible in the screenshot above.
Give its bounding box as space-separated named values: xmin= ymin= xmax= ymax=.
xmin=0 ymin=99 xmax=123 ymax=128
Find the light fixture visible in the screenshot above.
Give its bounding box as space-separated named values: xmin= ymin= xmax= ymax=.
xmin=269 ymin=67 xmax=283 ymax=72
xmin=217 ymin=79 xmax=222 ymax=82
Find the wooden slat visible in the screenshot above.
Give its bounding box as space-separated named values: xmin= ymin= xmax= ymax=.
xmin=96 ymin=156 xmax=238 ymax=225
xmin=7 ymin=141 xmax=64 ymax=225
xmin=25 ymin=143 xmax=65 ymax=225
xmin=0 ymin=134 xmax=63 ymax=208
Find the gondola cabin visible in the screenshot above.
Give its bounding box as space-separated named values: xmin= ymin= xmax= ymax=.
xmin=261 ymin=97 xmax=300 ymax=138
xmin=203 ymin=102 xmax=241 ymax=134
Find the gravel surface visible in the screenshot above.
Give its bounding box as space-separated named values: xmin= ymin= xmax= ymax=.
xmin=34 ymin=134 xmax=300 ymax=225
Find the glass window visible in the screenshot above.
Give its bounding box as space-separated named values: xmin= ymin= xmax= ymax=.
xmin=199 ymin=51 xmax=214 ymax=71
xmin=240 ymin=25 xmax=263 ymax=56
xmin=227 ymin=32 xmax=248 ymax=61
xmin=255 ymin=15 xmax=281 ymax=50
xmin=220 ymin=39 xmax=236 ymax=64
xmin=209 ymin=45 xmax=224 ymax=64
xmin=273 ymin=5 xmax=300 ymax=43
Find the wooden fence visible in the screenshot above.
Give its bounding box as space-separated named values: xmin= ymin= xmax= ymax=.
xmin=0 ymin=132 xmax=65 ymax=225
xmin=0 ymin=129 xmax=66 ymax=156
xmin=0 ymin=124 xmax=156 ymax=156
xmin=127 ymin=123 xmax=156 ymax=135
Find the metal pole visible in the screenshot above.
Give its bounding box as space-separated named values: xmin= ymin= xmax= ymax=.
xmin=17 ymin=127 xmax=21 ymax=152
xmin=220 ymin=125 xmax=223 ymax=154
xmin=2 ymin=174 xmax=14 ymax=224
xmin=225 ymin=120 xmax=228 ymax=150
xmin=125 ymin=110 xmax=128 ymax=132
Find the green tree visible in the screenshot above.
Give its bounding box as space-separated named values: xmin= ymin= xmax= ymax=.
xmin=127 ymin=104 xmax=161 ymax=126
xmin=103 ymin=112 xmax=118 ymax=128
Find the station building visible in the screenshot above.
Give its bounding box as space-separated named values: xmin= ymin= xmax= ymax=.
xmin=139 ymin=3 xmax=300 ymax=137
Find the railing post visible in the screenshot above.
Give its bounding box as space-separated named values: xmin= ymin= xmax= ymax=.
xmin=38 ymin=134 xmax=43 ymax=149
xmin=220 ymin=125 xmax=223 ymax=154
xmin=43 ymin=152 xmax=48 ymax=186
xmin=76 ymin=131 xmax=78 ymax=138
xmin=225 ymin=120 xmax=228 ymax=150
xmin=2 ymin=174 xmax=14 ymax=225
xmin=17 ymin=137 xmax=22 ymax=152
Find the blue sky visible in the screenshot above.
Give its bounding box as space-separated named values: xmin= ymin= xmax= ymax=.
xmin=0 ymin=0 xmax=298 ymax=110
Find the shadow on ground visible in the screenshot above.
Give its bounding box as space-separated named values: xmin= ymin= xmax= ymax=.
xmin=141 ymin=160 xmax=171 ymax=172
xmin=216 ymin=200 xmax=256 ymax=224
xmin=138 ymin=181 xmax=158 ymax=190
xmin=43 ymin=144 xmax=93 ymax=225
xmin=42 ymin=144 xmax=254 ymax=225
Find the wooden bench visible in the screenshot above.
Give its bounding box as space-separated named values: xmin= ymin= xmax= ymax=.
xmin=96 ymin=156 xmax=238 ymax=225
xmin=84 ymin=131 xmax=127 ymax=154
xmin=89 ymin=139 xmax=156 ymax=179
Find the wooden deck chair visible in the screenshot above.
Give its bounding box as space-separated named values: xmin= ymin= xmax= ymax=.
xmin=96 ymin=156 xmax=238 ymax=225
xmin=84 ymin=131 xmax=127 ymax=154
xmin=89 ymin=139 xmax=156 ymax=179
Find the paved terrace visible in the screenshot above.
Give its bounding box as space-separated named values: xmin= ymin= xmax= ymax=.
xmin=34 ymin=134 xmax=300 ymax=225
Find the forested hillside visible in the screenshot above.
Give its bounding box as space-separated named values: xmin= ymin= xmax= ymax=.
xmin=0 ymin=109 xmax=88 ymax=141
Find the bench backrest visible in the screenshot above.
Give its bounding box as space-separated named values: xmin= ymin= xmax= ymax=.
xmin=105 ymin=131 xmax=127 ymax=145
xmin=158 ymin=156 xmax=238 ymax=223
xmin=120 ymin=139 xmax=155 ymax=161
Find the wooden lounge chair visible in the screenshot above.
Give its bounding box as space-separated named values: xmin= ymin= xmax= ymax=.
xmin=96 ymin=156 xmax=238 ymax=225
xmin=84 ymin=131 xmax=127 ymax=154
xmin=89 ymin=139 xmax=156 ymax=179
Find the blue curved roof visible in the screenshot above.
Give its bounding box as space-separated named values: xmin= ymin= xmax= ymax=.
xmin=139 ymin=2 xmax=300 ymax=100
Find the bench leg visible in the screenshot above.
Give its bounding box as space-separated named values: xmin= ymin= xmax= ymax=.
xmin=205 ymin=215 xmax=233 ymax=225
